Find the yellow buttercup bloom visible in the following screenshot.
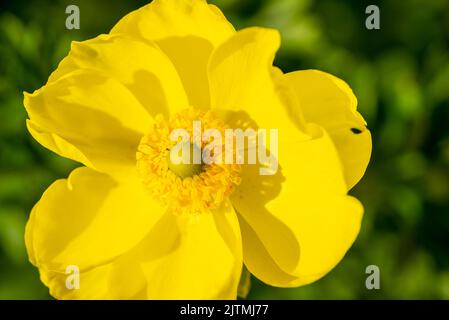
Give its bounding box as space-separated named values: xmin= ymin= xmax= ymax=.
xmin=24 ymin=0 xmax=372 ymax=299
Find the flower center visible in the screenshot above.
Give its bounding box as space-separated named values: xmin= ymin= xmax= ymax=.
xmin=136 ymin=108 xmax=241 ymax=214
xmin=166 ymin=142 xmax=203 ymax=179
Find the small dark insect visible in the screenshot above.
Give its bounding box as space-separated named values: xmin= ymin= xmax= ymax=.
xmin=351 ymin=128 xmax=363 ymax=134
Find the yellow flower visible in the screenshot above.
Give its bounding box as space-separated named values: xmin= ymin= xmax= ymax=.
xmin=24 ymin=0 xmax=372 ymax=299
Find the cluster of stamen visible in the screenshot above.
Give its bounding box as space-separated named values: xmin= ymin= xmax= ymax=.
xmin=136 ymin=108 xmax=241 ymax=214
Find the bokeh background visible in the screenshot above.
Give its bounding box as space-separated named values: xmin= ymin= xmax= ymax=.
xmin=1 ymin=0 xmax=449 ymax=299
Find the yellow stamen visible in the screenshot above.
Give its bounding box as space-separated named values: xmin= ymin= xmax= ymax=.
xmin=136 ymin=109 xmax=241 ymax=214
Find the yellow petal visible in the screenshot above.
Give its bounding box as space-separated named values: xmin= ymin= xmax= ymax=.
xmin=208 ymin=26 xmax=364 ymax=287
xmin=111 ymin=0 xmax=235 ymax=108
xmin=232 ymin=125 xmax=364 ymax=287
xmin=285 ymin=70 xmax=372 ymax=190
xmin=208 ymin=27 xmax=309 ymax=141
xmin=25 ymin=70 xmax=150 ymax=174
xmin=37 ymin=201 xmax=241 ymax=299
xmin=36 ymin=261 xmax=143 ymax=300
xmin=140 ymin=202 xmax=242 ymax=299
xmin=111 ymin=0 xmax=235 ymax=47
xmin=155 ymin=36 xmax=214 ymax=108
xmin=25 ymin=167 xmax=165 ymax=275
xmin=238 ymin=215 xmax=322 ymax=287
xmin=48 ymin=34 xmax=189 ymax=117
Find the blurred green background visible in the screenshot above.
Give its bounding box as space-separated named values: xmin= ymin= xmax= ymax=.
xmin=1 ymin=0 xmax=449 ymax=299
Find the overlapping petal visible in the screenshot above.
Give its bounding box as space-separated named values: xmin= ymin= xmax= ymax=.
xmin=207 ymin=27 xmax=363 ymax=286
xmin=285 ymin=70 xmax=372 ymax=190
xmin=111 ymin=0 xmax=235 ymax=46
xmin=111 ymin=0 xmax=236 ymax=108
xmin=25 ymin=70 xmax=150 ymax=174
xmin=25 ymin=33 xmax=191 ymax=174
xmin=47 ymin=34 xmax=189 ymax=117
xmin=232 ymin=126 xmax=363 ymax=287
xmin=25 ymin=167 xmax=165 ymax=275
xmin=208 ymin=27 xmax=308 ymax=141
xmin=32 ymin=200 xmax=242 ymax=300
xmin=141 ymin=202 xmax=242 ymax=299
